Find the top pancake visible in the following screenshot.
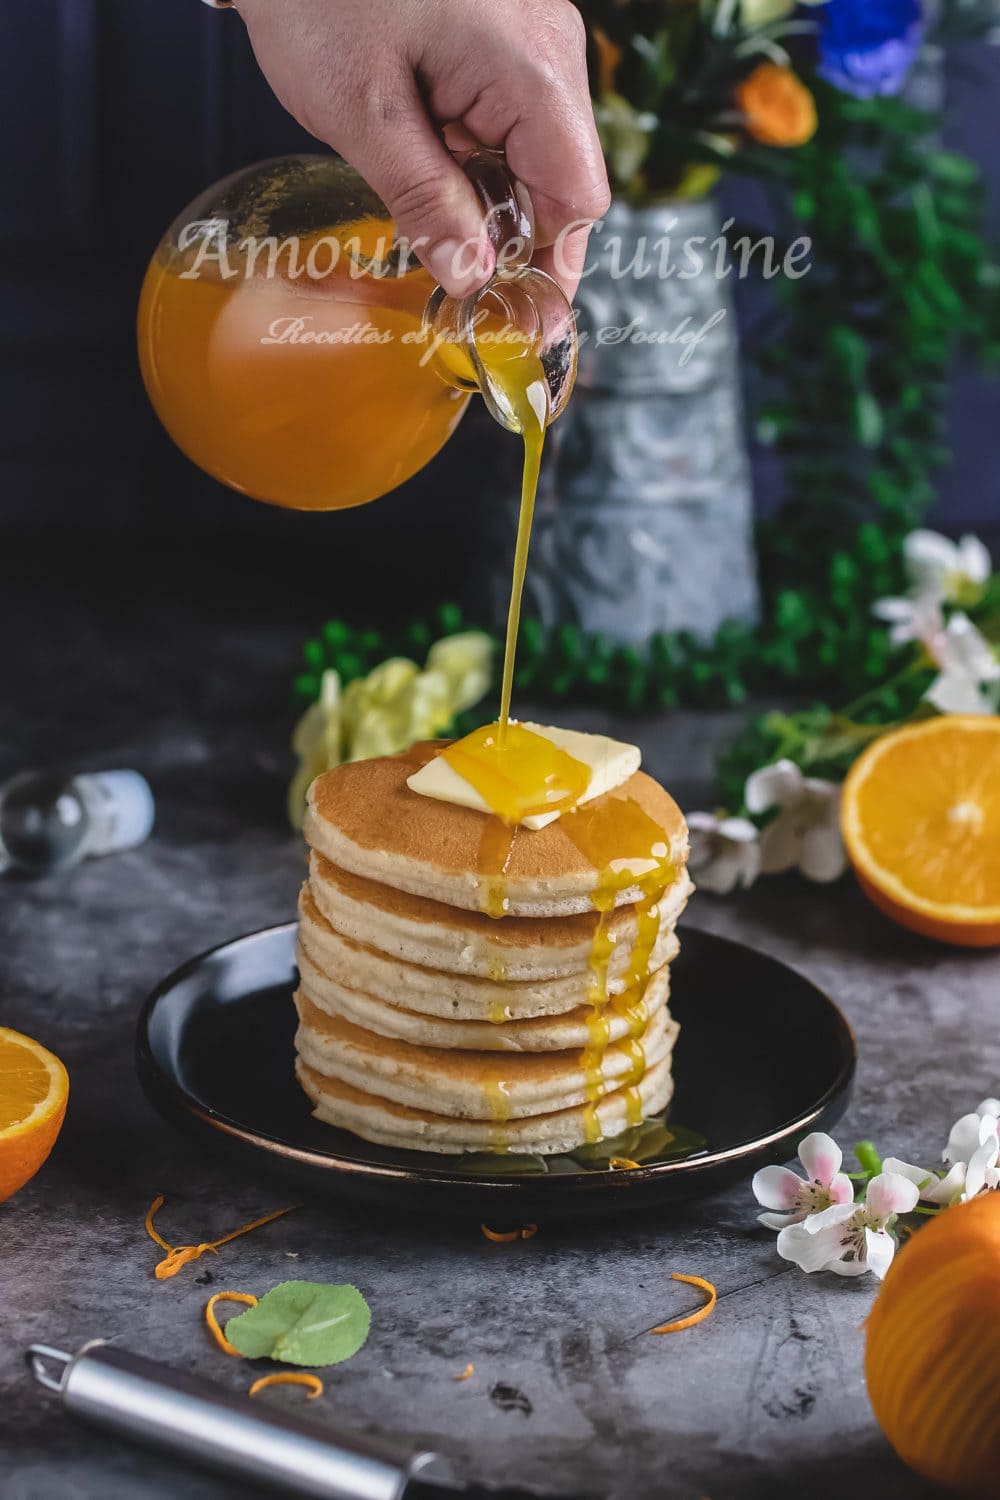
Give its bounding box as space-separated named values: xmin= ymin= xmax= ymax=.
xmin=304 ymin=741 xmax=689 ymax=917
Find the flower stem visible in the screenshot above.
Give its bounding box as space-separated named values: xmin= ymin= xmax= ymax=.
xmin=854 ymin=1140 xmax=882 ymax=1178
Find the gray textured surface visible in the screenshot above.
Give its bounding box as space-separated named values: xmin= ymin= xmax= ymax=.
xmin=2 ymin=569 xmax=994 ymax=1500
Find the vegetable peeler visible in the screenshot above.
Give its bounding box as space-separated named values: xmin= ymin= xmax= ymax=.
xmin=27 ymin=1341 xmax=575 ymax=1500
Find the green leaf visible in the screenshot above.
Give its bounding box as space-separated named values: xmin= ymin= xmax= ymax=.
xmin=226 ymin=1281 xmax=371 ymax=1367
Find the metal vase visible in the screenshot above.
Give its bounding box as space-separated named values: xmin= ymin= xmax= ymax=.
xmin=490 ymin=196 xmax=760 ymax=647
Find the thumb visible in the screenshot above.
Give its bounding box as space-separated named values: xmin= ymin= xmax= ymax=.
xmin=344 ymin=84 xmax=495 ymax=297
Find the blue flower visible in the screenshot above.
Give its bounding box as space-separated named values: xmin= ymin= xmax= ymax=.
xmin=817 ymin=0 xmax=924 ymax=99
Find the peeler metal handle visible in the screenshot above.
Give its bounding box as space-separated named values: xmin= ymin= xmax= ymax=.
xmin=27 ymin=1341 xmax=452 ymax=1500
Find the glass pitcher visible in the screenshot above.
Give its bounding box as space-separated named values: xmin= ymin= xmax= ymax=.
xmin=137 ymin=150 xmax=577 ymax=512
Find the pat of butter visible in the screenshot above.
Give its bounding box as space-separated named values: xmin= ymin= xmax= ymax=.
xmin=406 ymin=722 xmax=641 ymax=829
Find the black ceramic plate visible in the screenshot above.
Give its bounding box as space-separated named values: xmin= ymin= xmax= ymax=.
xmin=136 ymin=923 xmax=855 ymax=1219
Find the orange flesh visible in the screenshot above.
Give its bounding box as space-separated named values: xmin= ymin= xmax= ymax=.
xmin=0 ymin=1029 xmax=69 ymax=1203
xmin=0 ymin=1037 xmax=57 ymax=1129
xmin=842 ymin=717 xmax=1000 ymax=944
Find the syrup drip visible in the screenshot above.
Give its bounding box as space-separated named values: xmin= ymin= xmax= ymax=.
xmin=480 ymin=338 xmax=549 ymax=741
xmin=477 ymin=817 xmax=518 ymax=920
xmin=483 ymin=1074 xmax=513 ymax=1150
xmin=560 ymin=796 xmax=677 ymax=1147
xmin=486 ymin=944 xmax=509 ymax=985
xmin=437 ymin=325 xmax=677 ymax=1151
xmin=438 ymin=336 xmax=587 ymax=923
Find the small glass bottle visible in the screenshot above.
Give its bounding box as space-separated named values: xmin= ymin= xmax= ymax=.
xmin=0 ymin=770 xmax=155 ymax=877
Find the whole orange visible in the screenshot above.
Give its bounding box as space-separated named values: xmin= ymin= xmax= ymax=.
xmin=866 ymin=1193 xmax=1000 ymax=1494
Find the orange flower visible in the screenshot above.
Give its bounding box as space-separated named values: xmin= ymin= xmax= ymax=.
xmin=591 ymin=25 xmax=623 ymax=97
xmin=736 ymin=63 xmax=817 ymax=148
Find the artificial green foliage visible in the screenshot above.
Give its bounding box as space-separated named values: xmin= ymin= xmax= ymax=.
xmin=741 ymin=84 xmax=1000 ymax=701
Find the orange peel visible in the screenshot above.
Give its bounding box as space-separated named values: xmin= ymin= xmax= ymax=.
xmin=609 ymin=1157 xmax=641 ymax=1171
xmin=453 ymin=1363 xmax=475 ymax=1382
xmin=248 ymin=1372 xmax=324 ymax=1401
xmin=650 ymin=1273 xmax=717 ymax=1335
xmin=480 ymin=1223 xmax=537 ymax=1243
xmin=144 ymin=1195 xmax=298 ymax=1280
xmin=205 ymin=1291 xmax=259 ymax=1356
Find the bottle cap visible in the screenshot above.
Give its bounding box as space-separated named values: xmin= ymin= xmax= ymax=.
xmin=76 ymin=772 xmax=156 ymax=857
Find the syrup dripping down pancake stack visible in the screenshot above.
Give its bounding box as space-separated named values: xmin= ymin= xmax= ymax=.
xmin=294 ymin=737 xmax=692 ymax=1155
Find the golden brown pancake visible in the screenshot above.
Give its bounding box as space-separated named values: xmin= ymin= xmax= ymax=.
xmin=297 ymin=944 xmax=671 ymax=1052
xmin=293 ymin=989 xmax=677 ymax=1120
xmin=297 ymin=1054 xmax=676 ymax=1156
xmin=308 ymin=851 xmax=693 ymax=980
xmin=304 ymin=741 xmax=689 ymax=917
xmin=297 ymin=882 xmax=680 ymax=1020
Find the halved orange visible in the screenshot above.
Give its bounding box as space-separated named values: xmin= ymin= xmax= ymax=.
xmin=841 ymin=716 xmax=1000 ymax=948
xmin=0 ymin=1028 xmax=69 ymax=1202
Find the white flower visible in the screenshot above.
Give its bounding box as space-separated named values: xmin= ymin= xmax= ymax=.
xmin=872 ymin=530 xmax=994 ymax=670
xmin=964 ymin=1116 xmax=1000 ymax=1198
xmin=744 ymin=759 xmax=847 ymax=882
xmin=924 ymin=613 xmax=1000 ymax=716
xmin=904 ymin=529 xmax=992 ymax=607
xmin=425 ymin=633 xmax=494 ymax=714
xmin=945 ymin=1100 xmax=1000 ymax=1200
xmin=752 ymin=1132 xmax=854 ymax=1230
xmin=685 ymin=812 xmax=760 ymax=894
xmin=880 ymin=1157 xmax=968 ymax=1207
xmin=776 ymin=1171 xmax=919 ymax=1280
xmin=943 ymin=1097 xmax=1000 ymax=1166
xmin=886 ymin=1098 xmax=1000 ymax=1206
xmin=872 ymin=593 xmax=946 ymax=650
xmin=287 ymin=669 xmax=343 ymax=827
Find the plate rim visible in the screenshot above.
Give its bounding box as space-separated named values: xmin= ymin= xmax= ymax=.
xmin=136 ymin=921 xmax=857 ymax=1199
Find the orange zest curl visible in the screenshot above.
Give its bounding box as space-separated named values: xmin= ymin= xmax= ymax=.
xmin=144 ymin=1195 xmax=298 ymax=1280
xmin=649 ymin=1273 xmax=717 ymax=1335
xmin=249 ymin=1372 xmax=324 ymax=1401
xmin=453 ymin=1363 xmax=475 ymax=1382
xmin=480 ymin=1222 xmax=537 ymax=1243
xmin=205 ymin=1291 xmax=259 ymax=1356
xmin=609 ymin=1157 xmax=641 ymax=1171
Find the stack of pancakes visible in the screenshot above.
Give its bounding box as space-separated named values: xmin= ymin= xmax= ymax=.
xmin=295 ymin=742 xmax=692 ymax=1156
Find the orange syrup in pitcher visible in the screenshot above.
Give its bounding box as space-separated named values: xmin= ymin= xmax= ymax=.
xmin=137 ymin=221 xmax=470 ymax=511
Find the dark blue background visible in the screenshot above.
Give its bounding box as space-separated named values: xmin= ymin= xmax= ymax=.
xmin=0 ymin=1 xmax=996 ymax=619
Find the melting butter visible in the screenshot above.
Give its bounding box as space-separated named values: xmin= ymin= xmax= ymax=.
xmin=407 ymin=721 xmax=641 ymax=829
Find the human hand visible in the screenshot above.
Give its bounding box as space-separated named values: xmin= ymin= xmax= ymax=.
xmin=234 ymin=0 xmax=609 ymax=300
